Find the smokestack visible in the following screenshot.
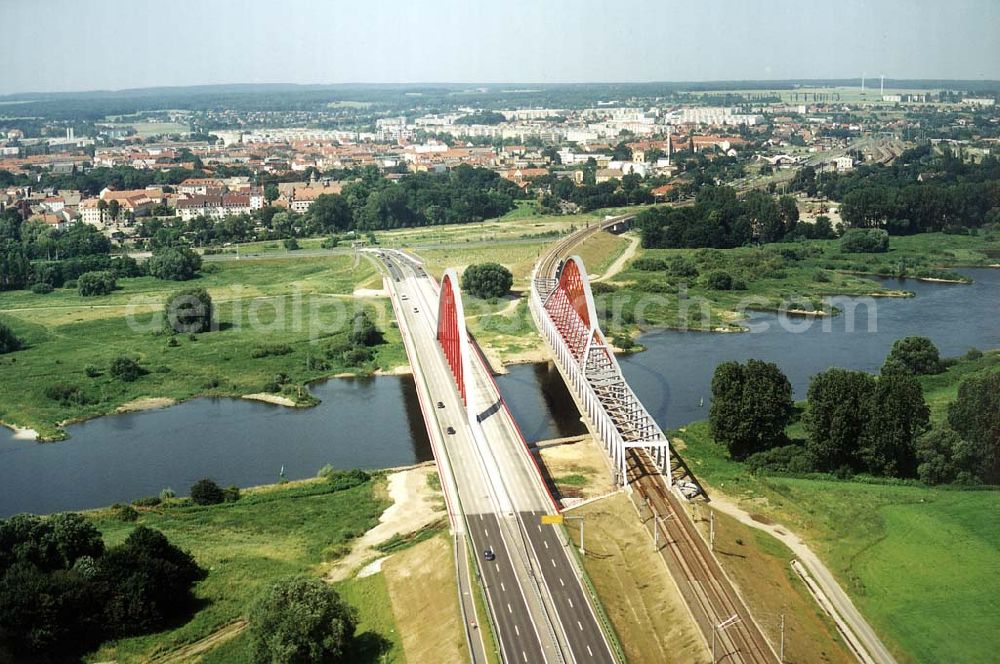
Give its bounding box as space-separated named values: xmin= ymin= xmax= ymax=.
xmin=666 ymin=125 xmax=672 ymax=166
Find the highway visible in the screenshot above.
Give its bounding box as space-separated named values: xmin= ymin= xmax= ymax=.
xmin=377 ymin=250 xmax=617 ymax=664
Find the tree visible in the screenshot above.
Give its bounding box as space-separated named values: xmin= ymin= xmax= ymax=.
xmin=164 ymin=288 xmax=214 ymax=333
xmin=804 ymin=369 xmax=877 ymax=473
xmin=0 ymin=321 xmax=22 ymax=354
xmin=916 ymin=425 xmax=980 ymax=484
xmin=190 ymin=478 xmax=225 ymax=505
xmin=710 ymin=360 xmax=794 ymax=459
xmin=107 ymin=199 xmax=121 ymax=224
xmin=147 ymin=246 xmax=202 ymax=281
xmin=704 ymin=270 xmax=734 ymax=290
xmin=860 ymin=375 xmax=928 ymax=477
xmin=348 ymin=310 xmax=383 ymax=347
xmin=248 ymin=576 xmax=357 ymax=664
xmin=307 ymin=194 xmax=353 ymax=234
xmin=881 ymin=336 xmax=942 ymax=376
xmin=109 ymin=356 xmax=143 ymax=382
xmin=77 ymin=270 xmax=117 ymax=296
xmin=461 ymin=262 xmax=513 ymax=299
xmin=948 ymin=371 xmax=1000 ymax=484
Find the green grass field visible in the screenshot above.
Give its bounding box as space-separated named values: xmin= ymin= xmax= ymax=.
xmin=675 ymin=351 xmax=1000 ymax=664
xmin=0 ymin=255 xmax=406 ymax=438
xmin=85 ymin=477 xmax=395 ymax=663
xmin=606 ymin=232 xmax=1000 ymax=332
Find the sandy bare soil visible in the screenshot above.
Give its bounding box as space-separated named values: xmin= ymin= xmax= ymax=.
xmin=241 ymin=393 xmax=296 ymax=407
xmin=537 ymin=435 xmax=615 ymax=504
xmin=326 ymin=463 xmax=445 ymax=581
xmin=114 ymin=397 xmax=177 ymax=413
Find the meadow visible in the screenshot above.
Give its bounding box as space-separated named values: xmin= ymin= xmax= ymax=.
xmin=0 ymin=254 xmax=406 ymax=438
xmin=674 ymin=351 xmax=1000 ymax=664
xmin=85 ymin=476 xmax=396 ymax=663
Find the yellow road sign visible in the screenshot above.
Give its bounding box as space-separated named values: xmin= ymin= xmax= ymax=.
xmin=540 ymin=514 xmax=564 ymax=525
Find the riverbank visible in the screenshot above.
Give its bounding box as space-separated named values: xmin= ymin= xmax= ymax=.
xmin=0 ymin=255 xmax=409 ymax=439
xmin=671 ymin=350 xmax=1000 ymax=664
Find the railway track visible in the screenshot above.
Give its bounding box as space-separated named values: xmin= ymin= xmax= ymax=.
xmin=535 ymin=213 xmax=637 ymax=280
xmin=627 ymin=448 xmax=776 ymax=663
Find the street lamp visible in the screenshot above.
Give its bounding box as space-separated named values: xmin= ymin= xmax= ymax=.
xmin=712 ymin=614 xmax=741 ymax=664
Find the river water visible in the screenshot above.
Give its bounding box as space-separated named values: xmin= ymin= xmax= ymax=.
xmin=1 ymin=268 xmax=996 ymax=517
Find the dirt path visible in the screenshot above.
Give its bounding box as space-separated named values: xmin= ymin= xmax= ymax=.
xmin=151 ymin=620 xmax=247 ymax=664
xmin=593 ymin=233 xmax=639 ymax=282
xmin=326 ymin=464 xmax=445 ymax=582
xmin=708 ymin=493 xmax=898 ymax=664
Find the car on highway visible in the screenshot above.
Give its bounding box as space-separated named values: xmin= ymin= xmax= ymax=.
xmin=413 ymin=307 xmax=419 ymax=313
xmin=401 ymin=294 xmax=408 ymax=300
xmin=446 ymin=426 xmax=456 ymax=434
xmin=483 ymin=548 xmax=495 ymax=561
xmin=436 ymin=401 xmax=445 ymax=409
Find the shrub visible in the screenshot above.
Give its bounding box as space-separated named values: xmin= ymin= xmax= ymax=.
xmin=667 ymin=256 xmax=699 ymax=278
xmin=840 ymin=228 xmax=889 ymax=253
xmin=0 ymin=322 xmax=23 ymax=354
xmin=326 ymin=468 xmax=371 ymax=491
xmin=44 ymin=383 xmax=91 ymax=405
xmin=348 ymin=311 xmax=383 ymax=347
xmin=164 ymin=288 xmax=213 ymax=334
xmin=704 ymin=270 xmax=734 ymax=290
xmin=631 ymin=257 xmax=667 ymax=271
xmin=746 ymin=444 xmax=813 ymax=474
xmin=109 ymin=356 xmax=143 ymax=382
xmin=461 ymin=262 xmax=513 ymax=299
xmin=342 ymin=346 xmax=374 ymax=366
xmin=222 ymin=486 xmax=241 ymax=502
xmin=111 ymin=503 xmax=139 ymax=522
xmin=84 ymin=364 xmax=100 ymax=377
xmin=159 ymin=487 xmax=176 ymax=501
xmin=964 ymin=347 xmax=983 ymax=361
xmin=131 ymin=496 xmax=161 ymax=507
xmin=320 ymin=236 xmax=339 ymax=249
xmin=63 ymin=279 xmax=77 ymax=289
xmin=283 ymin=238 xmax=300 ymax=250
xmin=77 ymin=270 xmax=117 ymax=296
xmin=30 ymin=282 xmax=54 ymax=294
xmin=251 ymin=343 xmax=292 ymax=358
xmin=147 ymin=246 xmax=202 ymax=281
xmin=190 ymin=478 xmax=225 ymax=505
xmin=612 ymin=334 xmax=635 ymax=350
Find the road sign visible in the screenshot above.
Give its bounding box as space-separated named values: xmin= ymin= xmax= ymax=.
xmin=540 ymin=514 xmax=564 ymax=525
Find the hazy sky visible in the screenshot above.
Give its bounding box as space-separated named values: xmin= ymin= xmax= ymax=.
xmin=6 ymin=0 xmax=999 ymax=94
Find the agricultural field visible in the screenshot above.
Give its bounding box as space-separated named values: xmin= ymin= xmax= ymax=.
xmin=673 ymin=351 xmax=1000 ymax=664
xmin=0 ymin=254 xmax=405 ymax=438
xmin=85 ymin=476 xmax=393 ymax=663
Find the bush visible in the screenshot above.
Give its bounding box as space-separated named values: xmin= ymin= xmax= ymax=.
xmin=111 ymin=504 xmax=140 ymax=522
xmin=881 ymin=336 xmax=943 ymax=376
xmin=326 ymin=468 xmax=371 ymax=491
xmin=109 ymin=356 xmax=143 ymax=382
xmin=348 ymin=311 xmax=383 ymax=347
xmin=283 ymin=238 xmax=300 ymax=250
xmin=746 ymin=444 xmax=813 ymax=474
xmin=612 ymin=334 xmax=635 ymax=350
xmin=131 ymin=496 xmax=161 ymax=507
xmin=631 ymin=257 xmax=667 ymax=271
xmin=251 ymin=343 xmax=293 ymax=358
xmin=147 ymin=246 xmax=202 ymax=281
xmin=704 ymin=270 xmax=734 ymax=290
xmin=190 ymin=478 xmax=225 ymax=505
xmin=0 ymin=322 xmax=23 ymax=355
xmin=63 ymin=279 xmax=77 ymax=289
xmin=222 ymin=486 xmax=241 ymax=502
xmin=159 ymin=487 xmax=176 ymax=501
xmin=44 ymin=383 xmax=92 ymax=405
xmin=840 ymin=228 xmax=889 ymax=253
xmin=84 ymin=364 xmax=100 ymax=377
xmin=342 ymin=346 xmax=374 ymax=366
xmin=666 ymin=256 xmax=699 ymax=278
xmin=30 ymin=282 xmax=54 ymax=294
xmin=964 ymin=347 xmax=983 ymax=361
xmin=320 ymin=236 xmax=339 ymax=249
xmin=77 ymin=270 xmax=117 ymax=296
xmin=164 ymin=288 xmax=213 ymax=334
xmin=461 ymin=262 xmax=513 ymax=299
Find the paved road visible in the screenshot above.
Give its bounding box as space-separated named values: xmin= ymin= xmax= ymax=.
xmin=381 ymin=250 xmax=616 ymax=664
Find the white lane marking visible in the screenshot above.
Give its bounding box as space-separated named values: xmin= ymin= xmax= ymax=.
xmin=577 ymin=620 xmax=583 ymax=631
xmin=495 ymin=564 xmax=500 ymax=573
xmin=522 ymin=652 xmax=528 ymax=662
xmin=568 ymin=597 xmax=574 ymax=608
xmin=507 ymin=603 xmax=512 ymax=614
xmin=587 ymin=645 xmax=594 ymax=656
xmin=479 ymin=514 xmax=484 ymax=520
xmin=501 ymin=582 xmax=506 ymax=592
xmin=514 ymin=625 xmax=520 ymax=636
xmin=543 ymin=540 xmax=549 ymax=549
xmin=551 ymin=558 xmax=556 ymax=568
xmin=537 ymin=525 xmax=542 ymax=532
xmin=559 ymin=578 xmax=565 ymax=587
xmin=483 ymin=529 xmax=488 ymax=536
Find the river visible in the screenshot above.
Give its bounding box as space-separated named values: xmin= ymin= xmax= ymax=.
xmin=1 ymin=268 xmax=996 ymax=517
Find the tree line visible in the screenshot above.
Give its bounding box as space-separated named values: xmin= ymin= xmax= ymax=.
xmin=709 ymin=337 xmax=998 ymax=485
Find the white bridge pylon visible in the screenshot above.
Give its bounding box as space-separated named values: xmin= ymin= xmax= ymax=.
xmin=531 ymin=256 xmax=671 ymax=486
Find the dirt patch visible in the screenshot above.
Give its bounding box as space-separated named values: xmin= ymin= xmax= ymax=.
xmin=537 ymin=436 xmax=615 ymax=503
xmin=382 ymin=534 xmax=468 ymax=664
xmin=326 ymin=464 xmax=445 ymax=581
xmin=750 ymin=513 xmax=775 ymax=525
xmin=115 ymin=397 xmax=176 ymax=413
xmin=241 ymin=393 xmax=296 ymax=407
xmin=353 ymin=287 xmax=388 ymax=298
xmin=151 ymin=620 xmax=247 ymax=664
xmin=593 ymin=233 xmax=640 ymax=283
xmin=3 ymin=424 xmax=39 ymax=440
xmin=570 ymin=493 xmax=708 ymax=663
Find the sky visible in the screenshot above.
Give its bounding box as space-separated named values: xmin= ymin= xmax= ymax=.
xmin=5 ymin=0 xmax=999 ymax=94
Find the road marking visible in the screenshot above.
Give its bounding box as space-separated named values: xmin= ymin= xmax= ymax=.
xmin=537 ymin=525 xmax=542 ymax=532
xmin=587 ymin=645 xmax=594 ymax=656
xmin=522 ymin=651 xmax=528 ymax=662
xmin=507 ymin=603 xmax=512 ymax=614
xmin=543 ymin=540 xmax=549 ymax=549
xmin=495 ymin=564 xmax=500 ymax=573
xmin=501 ymin=582 xmax=506 ymax=592
xmin=514 ymin=625 xmax=520 ymax=636
xmin=578 ymin=620 xmax=583 ymax=631
xmin=551 ymin=558 xmax=556 ymax=568
xmin=559 ymin=578 xmax=565 ymax=587
xmin=568 ymin=597 xmax=573 ymax=608
xmin=483 ymin=529 xmax=488 ymax=536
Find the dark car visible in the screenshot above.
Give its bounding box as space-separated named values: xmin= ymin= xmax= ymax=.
xmin=484 ymin=548 xmax=495 ymax=561
xmin=446 ymin=426 xmax=456 ymax=435
xmin=436 ymin=401 xmax=445 ymax=409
